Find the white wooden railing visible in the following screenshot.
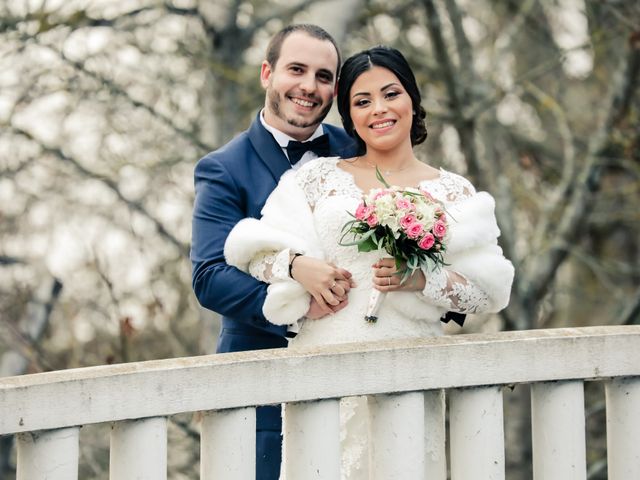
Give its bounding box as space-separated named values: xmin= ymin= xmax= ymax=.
xmin=1 ymin=326 xmax=639 ymax=479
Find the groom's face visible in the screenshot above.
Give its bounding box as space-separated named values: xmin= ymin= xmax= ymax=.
xmin=261 ymin=32 xmax=338 ymax=141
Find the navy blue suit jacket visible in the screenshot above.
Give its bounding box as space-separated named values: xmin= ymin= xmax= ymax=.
xmin=191 ymin=113 xmax=357 ymax=354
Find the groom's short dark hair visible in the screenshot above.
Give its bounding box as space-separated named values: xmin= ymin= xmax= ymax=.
xmin=265 ymin=24 xmax=342 ymax=76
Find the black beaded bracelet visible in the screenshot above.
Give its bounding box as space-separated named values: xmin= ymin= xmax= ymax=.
xmin=288 ymin=253 xmax=303 ymax=278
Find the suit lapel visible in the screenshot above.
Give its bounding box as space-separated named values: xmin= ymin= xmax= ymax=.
xmin=247 ymin=114 xmax=291 ymax=182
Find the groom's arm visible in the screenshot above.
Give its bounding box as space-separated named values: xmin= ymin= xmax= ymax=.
xmin=191 ymin=153 xmax=286 ymax=336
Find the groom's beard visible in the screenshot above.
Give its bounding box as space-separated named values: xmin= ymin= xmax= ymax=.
xmin=267 ymin=88 xmax=333 ymax=129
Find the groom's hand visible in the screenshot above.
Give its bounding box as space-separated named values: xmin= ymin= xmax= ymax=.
xmin=306 ymin=295 xmax=350 ymax=320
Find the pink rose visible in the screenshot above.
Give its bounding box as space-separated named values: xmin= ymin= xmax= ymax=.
xmin=396 ymin=197 xmax=413 ymax=210
xmin=420 ymin=190 xmax=436 ymax=202
xmin=366 ymin=214 xmax=378 ymax=227
xmin=374 ymin=189 xmax=391 ymax=200
xmin=364 ymin=206 xmax=376 ymax=218
xmin=406 ymin=222 xmax=424 ymax=239
xmin=433 ymin=220 xmax=447 ymax=238
xmin=400 ymin=214 xmax=417 ymax=230
xmin=356 ymin=205 xmax=376 ymax=222
xmin=355 ymin=203 xmax=367 ymax=220
xmin=419 ymin=233 xmax=435 ymax=250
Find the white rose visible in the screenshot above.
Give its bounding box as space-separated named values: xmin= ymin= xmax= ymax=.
xmin=416 ymin=202 xmax=437 ymax=229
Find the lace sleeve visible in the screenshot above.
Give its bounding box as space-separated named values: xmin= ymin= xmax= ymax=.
xmin=421 ymin=267 xmax=490 ymax=314
xmin=248 ymin=248 xmax=291 ymax=283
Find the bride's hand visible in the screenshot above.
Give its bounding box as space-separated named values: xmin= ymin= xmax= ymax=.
xmin=372 ymin=258 xmax=426 ymax=292
xmin=291 ymin=255 xmax=355 ymax=315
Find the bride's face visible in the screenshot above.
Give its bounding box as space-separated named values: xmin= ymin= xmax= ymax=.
xmin=348 ymin=66 xmax=413 ymax=152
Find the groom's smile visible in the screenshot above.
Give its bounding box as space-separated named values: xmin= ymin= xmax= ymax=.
xmin=289 ymin=96 xmax=317 ymax=109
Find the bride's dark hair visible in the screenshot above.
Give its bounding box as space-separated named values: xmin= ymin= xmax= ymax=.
xmin=337 ymin=46 xmax=428 ymax=155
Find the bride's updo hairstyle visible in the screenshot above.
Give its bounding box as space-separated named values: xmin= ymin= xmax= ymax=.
xmin=337 ymin=45 xmax=428 ymax=155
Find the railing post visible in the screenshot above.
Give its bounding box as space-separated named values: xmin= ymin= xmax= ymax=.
xmin=16 ymin=427 xmax=79 ymax=480
xmin=201 ymin=407 xmax=256 ymax=480
xmin=605 ymin=377 xmax=640 ymax=480
xmin=424 ymin=389 xmax=447 ymax=479
xmin=449 ymin=386 xmax=505 ymax=480
xmin=531 ymin=381 xmax=586 ymax=480
xmin=110 ymin=417 xmax=167 ymax=480
xmin=369 ymin=391 xmax=443 ymax=480
xmin=283 ymin=399 xmax=340 ymax=480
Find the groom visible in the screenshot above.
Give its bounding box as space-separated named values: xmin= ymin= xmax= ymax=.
xmin=191 ymin=24 xmax=356 ymax=479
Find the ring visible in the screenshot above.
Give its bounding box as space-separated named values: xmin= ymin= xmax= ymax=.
xmin=387 ymin=277 xmax=391 ymax=286
xmin=331 ymin=281 xmax=337 ymax=289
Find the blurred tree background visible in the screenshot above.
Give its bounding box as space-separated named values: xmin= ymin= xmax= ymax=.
xmin=0 ymin=0 xmax=638 ymax=478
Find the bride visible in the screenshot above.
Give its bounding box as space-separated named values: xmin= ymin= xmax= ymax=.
xmin=225 ymin=46 xmax=514 ymax=479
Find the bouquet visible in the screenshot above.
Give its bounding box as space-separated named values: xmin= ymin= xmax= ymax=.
xmin=339 ymin=170 xmax=449 ymax=322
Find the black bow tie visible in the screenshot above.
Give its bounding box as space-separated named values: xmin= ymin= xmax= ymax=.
xmin=286 ymin=134 xmax=331 ymax=165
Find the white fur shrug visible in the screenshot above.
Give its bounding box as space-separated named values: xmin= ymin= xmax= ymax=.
xmin=225 ymin=168 xmax=514 ymax=327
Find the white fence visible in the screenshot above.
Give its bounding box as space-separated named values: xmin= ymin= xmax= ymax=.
xmin=1 ymin=326 xmax=639 ymax=479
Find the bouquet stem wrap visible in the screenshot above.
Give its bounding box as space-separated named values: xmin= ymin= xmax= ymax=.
xmin=365 ymin=289 xmax=386 ymax=323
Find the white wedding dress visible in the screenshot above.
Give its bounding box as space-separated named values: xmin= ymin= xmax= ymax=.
xmin=226 ymin=157 xmax=514 ymax=479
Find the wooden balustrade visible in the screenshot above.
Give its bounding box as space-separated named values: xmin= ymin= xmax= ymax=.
xmin=1 ymin=326 xmax=639 ymax=479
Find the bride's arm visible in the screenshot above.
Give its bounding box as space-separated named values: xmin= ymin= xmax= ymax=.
xmin=371 ymin=189 xmax=514 ymax=314
xmin=248 ymin=249 xmax=291 ymax=283
xmin=421 ymin=268 xmax=490 ymax=313
xmin=371 ymin=261 xmax=491 ymax=313
xmin=249 ymin=248 xmax=353 ymax=313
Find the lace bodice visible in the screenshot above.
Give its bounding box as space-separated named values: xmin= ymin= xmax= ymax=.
xmin=249 ymin=157 xmax=490 ymax=321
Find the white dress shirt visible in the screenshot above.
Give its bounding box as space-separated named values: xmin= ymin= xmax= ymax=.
xmin=259 ymin=109 xmax=326 ymax=170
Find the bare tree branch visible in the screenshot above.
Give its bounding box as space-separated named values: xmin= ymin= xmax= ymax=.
xmin=1 ymin=276 xmax=62 ymax=377
xmin=613 ymin=32 xmax=640 ymax=124
xmin=621 ymin=286 xmax=640 ymax=325
xmin=422 ymin=0 xmax=482 ymax=178
xmin=28 ymin=41 xmax=216 ymax=155
xmin=0 ymin=256 xmax=25 ymax=265
xmin=252 ymin=0 xmax=319 ymax=31
xmin=422 ymin=0 xmax=467 ymax=132
xmin=522 ymin=40 xmax=640 ymax=308
xmin=524 ymin=81 xmax=577 ymax=252
xmin=442 ymin=0 xmax=473 ymax=83
xmin=170 ymin=416 xmax=200 ymax=442
xmin=0 ymin=3 xmax=203 ymax=35
xmin=422 ymin=0 xmax=523 ymax=328
xmin=8 ymin=125 xmax=190 ymax=257
xmin=492 ymin=0 xmax=537 ymax=61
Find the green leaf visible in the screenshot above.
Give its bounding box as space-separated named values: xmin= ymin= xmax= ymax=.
xmin=340 ymin=219 xmax=358 ymax=234
xmin=375 ymin=167 xmax=391 ymax=188
xmin=338 ymin=225 xmax=377 ymax=246
xmin=357 ymin=237 xmax=379 ymax=252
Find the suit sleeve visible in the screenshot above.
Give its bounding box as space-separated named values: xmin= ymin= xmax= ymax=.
xmin=190 ymin=154 xmax=286 ymax=336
